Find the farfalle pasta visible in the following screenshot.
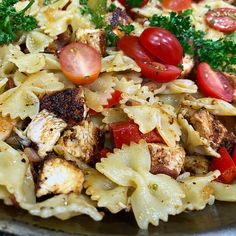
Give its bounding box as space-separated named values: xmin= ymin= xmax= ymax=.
xmin=0 ymin=0 xmax=235 ymax=231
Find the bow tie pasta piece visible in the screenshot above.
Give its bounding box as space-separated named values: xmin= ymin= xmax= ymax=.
xmin=21 ymin=193 xmax=104 ymax=221
xmin=84 ymin=168 xmax=129 ymax=213
xmin=26 ymin=31 xmax=54 ymax=53
xmin=96 ymin=142 xmax=185 ymax=229
xmin=210 ymin=181 xmax=236 ymax=202
xmin=0 ymin=186 xmax=13 ymax=205
xmin=113 ymin=77 xmax=141 ymax=95
xmin=177 ymin=113 xmax=219 ymax=157
xmin=0 ymin=71 xmax=64 ymax=119
xmin=179 ymin=171 xmax=220 ymax=210
xmin=102 ymin=108 xmax=129 ymax=125
xmin=154 ymin=80 xmax=198 ymax=95
xmin=102 ymin=52 xmax=141 ymax=73
xmin=84 ymin=73 xmax=116 ymax=112
xmin=183 ymin=98 xmax=236 ymax=116
xmin=123 ymin=104 xmax=181 ymax=147
xmin=0 ymin=45 xmax=15 ymax=78
xmin=0 ymin=141 xmax=36 ymax=204
xmin=8 ymin=45 xmax=46 ymax=74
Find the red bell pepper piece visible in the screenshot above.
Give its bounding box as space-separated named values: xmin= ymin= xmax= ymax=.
xmin=109 ymin=121 xmax=142 ymax=149
xmin=109 ymin=121 xmax=165 ymax=149
xmin=210 ymin=147 xmax=236 ymax=184
xmin=99 ymin=148 xmax=111 ymax=158
xmin=103 ymin=90 xmax=122 ymax=108
xmin=141 ymin=130 xmax=165 ymax=143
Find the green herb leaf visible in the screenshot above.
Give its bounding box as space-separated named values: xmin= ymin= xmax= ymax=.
xmin=118 ymin=24 xmax=135 ymax=35
xmin=126 ymin=0 xmax=142 ymax=8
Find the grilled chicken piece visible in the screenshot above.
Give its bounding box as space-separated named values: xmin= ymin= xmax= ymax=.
xmin=76 ymin=29 xmax=106 ymax=55
xmin=40 ymin=88 xmax=87 ymax=125
xmin=26 ymin=110 xmax=67 ymax=157
xmin=148 ymin=143 xmax=186 ymax=178
xmin=183 ymin=156 xmax=210 ymax=175
xmin=36 ymin=156 xmax=84 ymax=197
xmin=190 ymin=108 xmax=236 ymax=153
xmin=0 ymin=116 xmax=16 ymax=141
xmin=57 ymin=121 xmax=104 ymax=164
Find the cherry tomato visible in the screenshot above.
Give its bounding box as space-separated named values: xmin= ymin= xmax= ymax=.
xmin=118 ymin=0 xmax=148 ymax=8
xmin=117 ymin=36 xmax=156 ymax=62
xmin=136 ymin=61 xmax=182 ymax=83
xmin=206 ymin=8 xmax=236 ymax=33
xmin=140 ymin=27 xmax=183 ymax=66
xmin=196 ymin=62 xmax=233 ymax=102
xmin=210 ymin=147 xmax=236 ymax=184
xmin=141 ymin=130 xmax=165 ymax=143
xmin=59 ymin=42 xmax=101 ymax=85
xmin=161 ymin=0 xmax=192 ymax=12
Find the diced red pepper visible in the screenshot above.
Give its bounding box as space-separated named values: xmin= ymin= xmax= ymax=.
xmin=109 ymin=121 xmax=142 ymax=149
xmin=210 ymin=147 xmax=236 ymax=184
xmin=88 ymin=109 xmax=98 ymax=116
xmin=109 ymin=121 xmax=164 ymax=149
xmin=141 ymin=130 xmax=165 ymax=143
xmin=103 ymin=90 xmax=122 ymax=108
xmin=99 ymin=148 xmax=111 ymax=158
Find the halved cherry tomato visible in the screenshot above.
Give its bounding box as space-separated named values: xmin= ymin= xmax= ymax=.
xmin=140 ymin=27 xmax=183 ymax=66
xmin=117 ymin=36 xmax=156 ymax=62
xmin=210 ymin=147 xmax=236 ymax=184
xmin=232 ymin=146 xmax=236 ymax=164
xmin=118 ymin=0 xmax=148 ymax=8
xmin=161 ymin=0 xmax=192 ymax=12
xmin=196 ymin=62 xmax=233 ymax=102
xmin=103 ymin=90 xmax=122 ymax=108
xmin=59 ymin=42 xmax=101 ymax=85
xmin=206 ymin=8 xmax=236 ymax=33
xmin=136 ymin=61 xmax=182 ymax=83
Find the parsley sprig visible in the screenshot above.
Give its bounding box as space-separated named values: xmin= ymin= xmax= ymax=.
xmin=149 ymin=10 xmax=236 ymax=73
xmin=0 ymin=0 xmax=38 ymax=45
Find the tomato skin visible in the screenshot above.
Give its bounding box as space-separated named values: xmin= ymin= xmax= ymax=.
xmin=141 ymin=130 xmax=165 ymax=143
xmin=117 ymin=36 xmax=156 ymax=62
xmin=118 ymin=0 xmax=148 ymax=8
xmin=140 ymin=27 xmax=183 ymax=66
xmin=103 ymin=90 xmax=122 ymax=108
xmin=196 ymin=62 xmax=233 ymax=102
xmin=206 ymin=8 xmax=236 ymax=33
xmin=161 ymin=0 xmax=192 ymax=12
xmin=232 ymin=146 xmax=236 ymax=164
xmin=59 ymin=42 xmax=101 ymax=85
xmin=136 ymin=61 xmax=182 ymax=83
xmin=210 ymin=147 xmax=236 ymax=184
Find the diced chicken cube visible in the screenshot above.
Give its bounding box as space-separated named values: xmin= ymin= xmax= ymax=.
xmin=36 ymin=156 xmax=84 ymax=197
xmin=57 ymin=121 xmax=104 ymax=164
xmin=76 ymin=29 xmax=106 ymax=55
xmin=183 ymin=155 xmax=210 ymax=175
xmin=26 ymin=110 xmax=67 ymax=157
xmin=148 ymin=143 xmax=186 ymax=178
xmin=0 ymin=116 xmax=16 ymax=141
xmin=40 ymin=88 xmax=87 ymax=125
xmin=190 ymin=108 xmax=236 ymax=153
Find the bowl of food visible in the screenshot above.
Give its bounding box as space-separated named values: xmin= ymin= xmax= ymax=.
xmin=0 ymin=0 xmax=235 ymax=235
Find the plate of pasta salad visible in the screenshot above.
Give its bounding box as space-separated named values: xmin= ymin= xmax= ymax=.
xmin=0 ymin=0 xmax=235 ymax=234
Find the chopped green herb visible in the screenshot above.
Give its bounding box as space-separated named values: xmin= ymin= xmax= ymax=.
xmin=126 ymin=0 xmax=142 ymax=8
xmin=105 ymin=25 xmax=118 ymax=47
xmin=108 ymin=3 xmax=116 ymax=12
xmin=119 ymin=24 xmax=135 ymax=35
xmin=0 ymin=0 xmax=38 ymax=45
